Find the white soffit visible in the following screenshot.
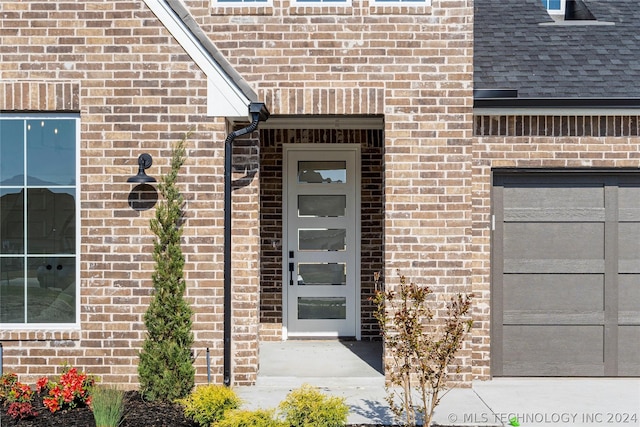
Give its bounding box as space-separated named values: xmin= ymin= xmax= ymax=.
xmin=143 ymin=0 xmax=251 ymax=118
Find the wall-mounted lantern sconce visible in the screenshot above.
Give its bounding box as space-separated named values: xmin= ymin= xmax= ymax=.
xmin=127 ymin=153 xmax=157 ymax=183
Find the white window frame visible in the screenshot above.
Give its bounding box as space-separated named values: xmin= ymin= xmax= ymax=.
xmin=0 ymin=113 xmax=81 ymax=330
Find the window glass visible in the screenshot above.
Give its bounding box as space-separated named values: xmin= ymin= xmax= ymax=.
xmin=298 ymin=229 xmax=346 ymax=251
xmin=298 ymin=297 xmax=346 ymax=319
xmin=0 ymin=256 xmax=25 ymax=323
xmin=298 ymin=263 xmax=346 ymax=286
xmin=298 ymin=161 xmax=346 ymax=184
xmin=26 ymin=119 xmax=76 ymax=186
xmin=27 ymin=257 xmax=76 ymax=323
xmin=0 ymin=188 xmax=24 ymax=253
xmin=0 ymin=116 xmax=78 ymax=326
xmin=0 ymin=121 xmax=25 ymax=184
xmin=298 ymin=195 xmax=346 ymax=217
xmin=27 ymin=188 xmax=76 ymax=254
xmin=541 ymin=0 xmax=563 ymax=11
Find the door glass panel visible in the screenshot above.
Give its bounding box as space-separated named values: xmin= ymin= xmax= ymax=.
xmin=298 ymin=297 xmax=346 ymax=319
xmin=299 ymin=229 xmax=346 ymax=251
xmin=298 ymin=161 xmax=346 ymax=184
xmin=298 ymin=263 xmax=346 ymax=286
xmin=298 ymin=195 xmax=346 ymax=217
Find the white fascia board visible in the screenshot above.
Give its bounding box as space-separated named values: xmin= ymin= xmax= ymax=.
xmin=143 ymin=0 xmax=251 ymax=118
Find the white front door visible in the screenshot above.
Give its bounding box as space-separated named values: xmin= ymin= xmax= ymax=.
xmin=283 ymin=144 xmax=360 ymax=339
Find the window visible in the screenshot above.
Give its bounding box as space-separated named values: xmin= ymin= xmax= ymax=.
xmin=0 ymin=115 xmax=79 ymax=327
xmin=541 ymin=0 xmax=565 ymax=14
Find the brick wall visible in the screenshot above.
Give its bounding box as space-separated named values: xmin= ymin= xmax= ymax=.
xmin=0 ymin=0 xmax=255 ymax=386
xmin=193 ymin=0 xmax=475 ymax=379
xmin=0 ymin=0 xmax=474 ymax=386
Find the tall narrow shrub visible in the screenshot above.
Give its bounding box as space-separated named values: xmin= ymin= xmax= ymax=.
xmin=138 ymin=137 xmax=195 ymax=401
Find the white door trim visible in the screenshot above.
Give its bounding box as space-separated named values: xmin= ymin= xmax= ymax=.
xmin=282 ymin=143 xmax=361 ymax=340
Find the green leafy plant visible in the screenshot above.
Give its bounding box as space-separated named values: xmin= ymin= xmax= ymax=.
xmin=1 ymin=373 xmax=38 ymax=420
xmin=138 ymin=135 xmax=195 ymax=401
xmin=373 ymin=271 xmax=473 ymax=427
xmin=216 ymin=409 xmax=286 ymax=427
xmin=278 ymin=384 xmax=349 ymax=427
xmin=37 ymin=366 xmax=95 ymax=413
xmin=177 ymin=384 xmax=241 ymax=426
xmin=91 ymin=386 xmax=125 ymax=427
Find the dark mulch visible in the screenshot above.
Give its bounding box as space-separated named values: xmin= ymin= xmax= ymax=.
xmin=0 ymin=391 xmax=197 ymax=427
xmin=1 ymin=391 xmax=405 ymax=427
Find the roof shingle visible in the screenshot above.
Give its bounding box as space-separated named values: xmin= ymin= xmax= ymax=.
xmin=474 ymin=0 xmax=640 ymax=98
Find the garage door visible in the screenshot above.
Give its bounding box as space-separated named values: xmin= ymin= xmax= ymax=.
xmin=492 ymin=172 xmax=640 ymax=376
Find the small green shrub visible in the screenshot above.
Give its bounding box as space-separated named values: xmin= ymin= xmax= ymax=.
xmin=177 ymin=384 xmax=241 ymax=426
xmin=91 ymin=387 xmax=125 ymax=427
xmin=216 ymin=409 xmax=286 ymax=427
xmin=278 ymin=384 xmax=349 ymax=427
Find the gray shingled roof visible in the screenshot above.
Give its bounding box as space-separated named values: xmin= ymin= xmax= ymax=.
xmin=474 ymin=0 xmax=640 ymax=99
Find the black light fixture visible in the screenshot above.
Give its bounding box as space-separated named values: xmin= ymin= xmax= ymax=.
xmin=127 ymin=153 xmax=157 ymax=183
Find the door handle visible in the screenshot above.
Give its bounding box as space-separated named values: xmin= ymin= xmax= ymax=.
xmin=289 ymin=262 xmax=294 ymax=286
xmin=289 ymin=250 xmax=295 ymax=286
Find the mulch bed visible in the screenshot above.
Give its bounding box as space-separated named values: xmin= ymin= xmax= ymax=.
xmin=0 ymin=391 xmax=196 ymax=427
xmin=1 ymin=390 xmax=410 ymax=427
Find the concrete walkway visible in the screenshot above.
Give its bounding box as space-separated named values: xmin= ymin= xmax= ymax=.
xmin=235 ymin=341 xmax=640 ymax=427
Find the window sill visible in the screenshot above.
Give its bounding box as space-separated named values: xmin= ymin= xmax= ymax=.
xmin=369 ymin=3 xmax=432 ymax=14
xmin=0 ymin=328 xmax=81 ymax=341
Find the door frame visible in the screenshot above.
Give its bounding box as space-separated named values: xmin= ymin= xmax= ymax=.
xmin=281 ymin=143 xmax=361 ymax=340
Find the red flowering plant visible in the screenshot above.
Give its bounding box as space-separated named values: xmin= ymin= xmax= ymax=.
xmin=37 ymin=365 xmax=95 ymax=413
xmin=1 ymin=373 xmax=39 ymax=420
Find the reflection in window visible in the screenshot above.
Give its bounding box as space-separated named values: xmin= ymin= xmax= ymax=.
xmin=298 ymin=263 xmax=346 ymax=286
xmin=298 ymin=195 xmax=346 ymax=217
xmin=0 ymin=116 xmax=78 ymax=325
xmin=298 ymin=161 xmax=346 ymax=184
xmin=298 ymin=297 xmax=346 ymax=319
xmin=299 ymin=229 xmax=346 ymax=251
xmin=541 ymin=0 xmax=562 ymax=10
